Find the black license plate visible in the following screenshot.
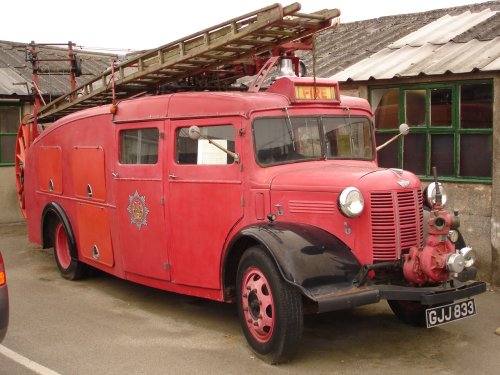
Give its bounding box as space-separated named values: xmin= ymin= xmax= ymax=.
xmin=426 ymin=299 xmax=476 ymax=328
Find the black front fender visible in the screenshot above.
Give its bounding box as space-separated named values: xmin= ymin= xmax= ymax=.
xmin=228 ymin=222 xmax=362 ymax=301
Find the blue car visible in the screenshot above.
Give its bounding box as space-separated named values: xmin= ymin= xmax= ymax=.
xmin=0 ymin=250 xmax=8 ymax=342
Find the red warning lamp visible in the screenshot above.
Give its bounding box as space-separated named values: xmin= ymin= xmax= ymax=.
xmin=267 ymin=77 xmax=340 ymax=104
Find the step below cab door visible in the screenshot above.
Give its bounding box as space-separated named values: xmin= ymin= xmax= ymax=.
xmin=112 ymin=122 xmax=170 ymax=281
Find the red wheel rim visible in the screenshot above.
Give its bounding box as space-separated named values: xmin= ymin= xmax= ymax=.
xmin=55 ymin=223 xmax=71 ymax=270
xmin=241 ymin=267 xmax=275 ymax=343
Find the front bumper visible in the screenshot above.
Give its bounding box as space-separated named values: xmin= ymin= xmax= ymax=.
xmin=377 ymin=281 xmax=486 ymax=305
xmin=311 ymin=281 xmax=486 ymax=313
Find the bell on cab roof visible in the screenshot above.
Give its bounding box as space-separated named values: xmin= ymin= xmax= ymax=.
xmin=276 ymin=58 xmax=296 ymax=79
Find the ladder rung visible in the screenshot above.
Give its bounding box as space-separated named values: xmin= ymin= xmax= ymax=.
xmin=230 ymin=38 xmax=271 ymax=46
xmin=218 ymin=46 xmax=249 ymax=53
xmin=278 ymin=19 xmax=330 ymax=28
xmin=199 ymin=54 xmax=237 ymax=61
xmin=253 ymin=29 xmax=296 ymax=37
xmin=36 ymin=3 xmax=339 ymax=121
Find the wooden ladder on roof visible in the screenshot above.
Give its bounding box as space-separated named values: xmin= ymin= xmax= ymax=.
xmin=28 ymin=2 xmax=339 ymax=122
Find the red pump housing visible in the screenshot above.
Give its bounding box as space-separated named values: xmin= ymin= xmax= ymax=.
xmin=403 ymin=204 xmax=457 ymax=285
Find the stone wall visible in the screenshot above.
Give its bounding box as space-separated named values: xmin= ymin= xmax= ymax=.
xmin=0 ymin=166 xmax=24 ymax=224
xmin=490 ymin=76 xmax=500 ymax=286
xmin=442 ymin=183 xmax=492 ymax=283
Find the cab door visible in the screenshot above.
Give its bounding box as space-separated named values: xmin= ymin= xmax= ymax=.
xmin=168 ymin=118 xmax=243 ymax=289
xmin=113 ymin=122 xmax=170 ymax=280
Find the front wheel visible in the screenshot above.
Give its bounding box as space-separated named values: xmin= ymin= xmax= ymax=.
xmin=388 ymin=300 xmax=434 ymax=327
xmin=53 ymin=221 xmax=86 ymax=280
xmin=236 ymin=247 xmax=303 ymax=363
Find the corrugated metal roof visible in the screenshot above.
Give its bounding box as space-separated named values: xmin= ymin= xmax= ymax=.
xmin=293 ymin=2 xmax=500 ymax=82
xmin=333 ymin=36 xmax=500 ymax=81
xmin=0 ymin=67 xmax=31 ymax=95
xmin=0 ymin=41 xmax=116 ymax=97
xmin=389 ymin=9 xmax=496 ymax=47
xmin=331 ymin=6 xmax=500 ymax=82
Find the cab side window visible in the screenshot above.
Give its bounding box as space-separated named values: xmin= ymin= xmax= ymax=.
xmin=176 ymin=125 xmax=235 ymax=165
xmin=120 ymin=128 xmax=159 ymax=164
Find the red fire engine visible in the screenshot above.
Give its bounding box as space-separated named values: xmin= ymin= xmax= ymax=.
xmin=16 ymin=3 xmax=486 ymax=363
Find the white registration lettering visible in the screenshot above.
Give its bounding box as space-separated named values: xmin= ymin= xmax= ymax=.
xmin=437 ymin=308 xmax=445 ymax=323
xmin=467 ymin=300 xmax=475 ymax=314
xmin=444 ymin=306 xmax=452 ymax=321
xmin=427 ymin=299 xmax=475 ymax=327
xmin=428 ymin=310 xmax=437 ymax=325
xmin=461 ymin=302 xmax=468 ymax=316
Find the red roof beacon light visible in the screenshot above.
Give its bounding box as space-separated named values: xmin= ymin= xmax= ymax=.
xmin=267 ymin=77 xmax=340 ymax=104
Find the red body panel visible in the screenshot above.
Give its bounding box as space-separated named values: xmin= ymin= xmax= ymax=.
xmin=77 ymin=204 xmax=114 ymax=267
xmin=72 ymin=147 xmax=106 ymax=201
xmin=168 ymin=117 xmax=243 ymax=289
xmin=37 ymin=146 xmax=62 ymax=194
xmin=112 ymin=120 xmax=170 ymax=281
xmin=24 ymin=77 xmax=426 ymax=301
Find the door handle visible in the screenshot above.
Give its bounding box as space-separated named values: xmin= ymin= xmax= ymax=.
xmin=111 ymin=172 xmax=119 ymax=178
xmin=86 ymin=184 xmax=93 ymax=198
xmin=169 ymin=174 xmax=177 ymax=179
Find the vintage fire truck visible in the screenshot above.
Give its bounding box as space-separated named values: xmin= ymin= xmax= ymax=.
xmin=16 ymin=3 xmax=486 ymax=363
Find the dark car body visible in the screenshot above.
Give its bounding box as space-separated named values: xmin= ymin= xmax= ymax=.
xmin=0 ymin=250 xmax=9 ymax=342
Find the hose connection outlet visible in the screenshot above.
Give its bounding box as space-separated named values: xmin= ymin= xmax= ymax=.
xmin=459 ymin=247 xmax=476 ymax=268
xmin=446 ymin=253 xmax=466 ymax=273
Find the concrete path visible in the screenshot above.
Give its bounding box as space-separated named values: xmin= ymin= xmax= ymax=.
xmin=1 ymin=223 xmax=499 ymax=374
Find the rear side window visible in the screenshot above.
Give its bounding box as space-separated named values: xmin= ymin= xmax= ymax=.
xmin=120 ymin=128 xmax=159 ymax=164
xmin=176 ymin=125 xmax=235 ymax=165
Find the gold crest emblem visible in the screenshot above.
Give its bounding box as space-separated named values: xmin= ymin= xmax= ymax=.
xmin=127 ymin=190 xmax=149 ymax=230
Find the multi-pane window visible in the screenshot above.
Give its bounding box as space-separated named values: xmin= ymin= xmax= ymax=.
xmin=119 ymin=128 xmax=159 ymax=164
xmin=0 ymin=105 xmax=21 ymax=165
xmin=253 ymin=116 xmax=373 ymax=166
xmin=176 ymin=125 xmax=235 ymax=165
xmin=371 ymin=81 xmax=493 ymax=182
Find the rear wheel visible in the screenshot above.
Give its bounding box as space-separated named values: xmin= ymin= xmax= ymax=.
xmin=388 ymin=300 xmax=435 ymax=327
xmin=236 ymin=247 xmax=303 ymax=363
xmin=53 ymin=221 xmax=86 ymax=280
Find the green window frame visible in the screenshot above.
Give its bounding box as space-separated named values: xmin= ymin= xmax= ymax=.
xmin=0 ymin=104 xmax=22 ymax=166
xmin=370 ymin=80 xmax=493 ymax=183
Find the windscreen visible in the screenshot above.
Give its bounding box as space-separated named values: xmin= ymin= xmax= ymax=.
xmin=253 ymin=116 xmax=374 ymax=166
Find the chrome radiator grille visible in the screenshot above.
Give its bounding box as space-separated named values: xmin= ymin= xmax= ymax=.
xmin=370 ymin=190 xmax=424 ymax=261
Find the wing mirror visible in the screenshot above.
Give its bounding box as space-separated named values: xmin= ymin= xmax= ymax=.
xmin=188 ymin=126 xmax=240 ymax=163
xmin=376 ymin=123 xmax=409 ymax=152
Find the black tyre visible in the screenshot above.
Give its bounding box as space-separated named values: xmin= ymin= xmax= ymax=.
xmin=53 ymin=221 xmax=86 ymax=280
xmin=236 ymin=246 xmax=303 ymax=363
xmin=388 ymin=300 xmax=435 ymax=327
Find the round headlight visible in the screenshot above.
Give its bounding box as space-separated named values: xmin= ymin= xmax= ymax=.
xmin=339 ymin=187 xmax=364 ymax=217
xmin=425 ymin=182 xmax=448 ymax=208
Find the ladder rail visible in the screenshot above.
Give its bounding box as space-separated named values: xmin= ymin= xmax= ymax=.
xmin=29 ymin=3 xmax=340 ymax=122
